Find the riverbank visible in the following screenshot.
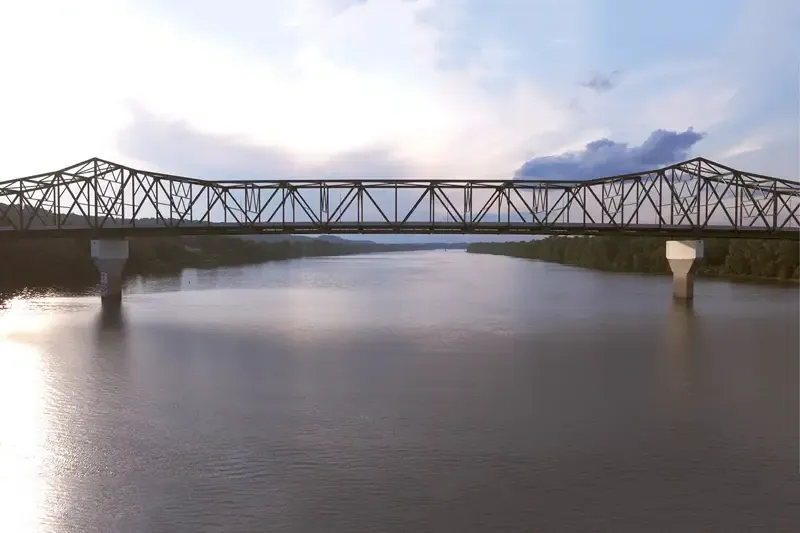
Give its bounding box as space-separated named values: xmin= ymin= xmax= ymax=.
xmin=0 ymin=235 xmax=462 ymax=295
xmin=466 ymin=236 xmax=800 ymax=285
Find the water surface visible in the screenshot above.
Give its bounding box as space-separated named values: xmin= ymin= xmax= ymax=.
xmin=1 ymin=251 xmax=798 ymax=532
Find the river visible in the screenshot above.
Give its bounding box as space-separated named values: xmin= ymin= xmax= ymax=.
xmin=1 ymin=250 xmax=798 ymax=532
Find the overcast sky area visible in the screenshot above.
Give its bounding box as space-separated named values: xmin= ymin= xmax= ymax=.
xmin=1 ymin=0 xmax=797 ymax=241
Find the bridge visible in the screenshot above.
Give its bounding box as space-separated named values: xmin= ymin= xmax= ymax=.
xmin=1 ymin=156 xmax=798 ymax=305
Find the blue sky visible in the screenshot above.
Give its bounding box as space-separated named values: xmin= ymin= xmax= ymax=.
xmin=1 ymin=0 xmax=797 ymax=184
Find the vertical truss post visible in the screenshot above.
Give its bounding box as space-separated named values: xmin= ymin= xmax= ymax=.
xmin=429 ymin=184 xmax=434 ymax=227
xmin=695 ymin=169 xmax=701 ymax=228
xmin=92 ymin=159 xmax=99 ymax=228
xmin=773 ymin=182 xmax=778 ymax=231
xmin=357 ymin=184 xmax=363 ymax=228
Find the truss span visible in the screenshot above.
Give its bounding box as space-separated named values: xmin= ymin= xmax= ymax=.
xmin=0 ymin=157 xmax=798 ymax=240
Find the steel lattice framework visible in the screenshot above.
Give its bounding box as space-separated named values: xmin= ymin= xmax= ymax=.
xmin=0 ymin=157 xmax=798 ymax=240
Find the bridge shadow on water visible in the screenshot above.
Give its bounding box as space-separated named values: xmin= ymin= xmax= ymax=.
xmin=658 ymin=300 xmax=706 ymax=417
xmin=92 ymin=305 xmax=128 ymax=353
xmin=665 ymin=299 xmax=700 ymax=354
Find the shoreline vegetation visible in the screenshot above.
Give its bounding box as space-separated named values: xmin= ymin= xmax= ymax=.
xmin=466 ymin=236 xmax=800 ymax=285
xmin=2 ymin=234 xmax=796 ymax=299
xmin=0 ymin=235 xmax=464 ymax=296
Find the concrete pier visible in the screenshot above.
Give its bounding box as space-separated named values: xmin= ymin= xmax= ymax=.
xmin=666 ymin=240 xmax=704 ymax=300
xmin=91 ymin=239 xmax=129 ymax=307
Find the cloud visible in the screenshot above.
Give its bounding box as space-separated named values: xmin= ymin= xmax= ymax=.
xmin=118 ymin=104 xmax=414 ymax=180
xmin=579 ymin=70 xmax=621 ymax=93
xmin=115 ymin=103 xmax=522 ymax=243
xmin=514 ymin=128 xmax=706 ymax=179
xmin=0 ymin=0 xmax=796 ymax=185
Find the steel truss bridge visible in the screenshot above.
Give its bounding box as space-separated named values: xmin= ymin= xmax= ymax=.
xmin=0 ymin=157 xmax=798 ymax=240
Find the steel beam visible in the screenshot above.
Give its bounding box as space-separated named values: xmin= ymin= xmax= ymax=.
xmin=0 ymin=157 xmax=798 ymax=240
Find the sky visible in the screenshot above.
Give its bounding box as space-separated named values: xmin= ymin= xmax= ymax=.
xmin=0 ymin=0 xmax=797 ymax=192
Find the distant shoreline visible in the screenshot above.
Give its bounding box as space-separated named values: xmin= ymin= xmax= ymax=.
xmin=466 ymin=236 xmax=800 ymax=287
xmin=0 ymin=237 xmax=466 ymax=298
xmin=469 ymin=251 xmax=800 ymax=287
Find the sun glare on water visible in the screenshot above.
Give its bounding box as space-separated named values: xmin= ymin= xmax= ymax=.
xmin=0 ymin=297 xmax=52 ymax=532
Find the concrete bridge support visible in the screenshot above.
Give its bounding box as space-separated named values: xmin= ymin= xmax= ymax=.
xmin=91 ymin=239 xmax=129 ymax=307
xmin=666 ymin=240 xmax=704 ymax=301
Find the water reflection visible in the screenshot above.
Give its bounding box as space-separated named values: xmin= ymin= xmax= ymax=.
xmin=95 ymin=305 xmax=125 ymax=334
xmin=93 ymin=306 xmax=128 ymax=357
xmin=657 ymin=301 xmax=704 ymax=421
xmin=0 ymin=299 xmax=49 ymax=532
xmin=666 ymin=299 xmax=698 ymax=357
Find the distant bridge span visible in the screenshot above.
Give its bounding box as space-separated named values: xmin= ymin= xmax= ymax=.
xmin=0 ymin=156 xmax=798 ymax=240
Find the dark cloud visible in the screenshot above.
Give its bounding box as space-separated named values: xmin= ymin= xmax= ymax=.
xmin=339 ymin=0 xmax=371 ymax=13
xmin=117 ymin=104 xmax=412 ymax=180
xmin=579 ymin=70 xmax=622 ymax=94
xmin=568 ymin=98 xmax=584 ymax=113
xmin=514 ymin=128 xmax=706 ymax=180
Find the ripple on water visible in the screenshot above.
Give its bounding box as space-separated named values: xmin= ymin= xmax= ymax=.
xmin=1 ymin=251 xmax=798 ymax=532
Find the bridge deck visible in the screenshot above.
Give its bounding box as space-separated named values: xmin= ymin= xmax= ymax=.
xmin=0 ymin=223 xmax=796 ymax=240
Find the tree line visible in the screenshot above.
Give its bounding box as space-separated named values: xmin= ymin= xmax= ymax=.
xmin=0 ymin=235 xmax=446 ymax=294
xmin=467 ymin=236 xmax=800 ymax=281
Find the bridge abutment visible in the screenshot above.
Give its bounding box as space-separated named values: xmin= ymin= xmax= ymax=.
xmin=666 ymin=240 xmax=704 ymax=301
xmin=91 ymin=239 xmax=129 ymax=308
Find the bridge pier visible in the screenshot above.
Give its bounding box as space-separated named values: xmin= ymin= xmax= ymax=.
xmin=91 ymin=239 xmax=129 ymax=308
xmin=666 ymin=240 xmax=704 ymax=301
